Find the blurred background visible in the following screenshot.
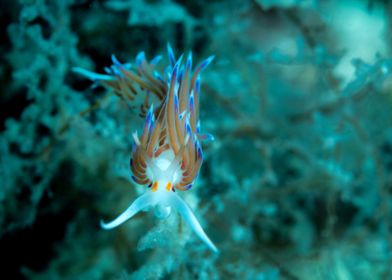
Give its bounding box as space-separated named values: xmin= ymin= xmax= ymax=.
xmin=1 ymin=0 xmax=392 ymax=279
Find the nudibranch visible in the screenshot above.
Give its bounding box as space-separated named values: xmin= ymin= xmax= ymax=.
xmin=73 ymin=44 xmax=218 ymax=252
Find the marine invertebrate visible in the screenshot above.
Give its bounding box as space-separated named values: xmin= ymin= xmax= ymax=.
xmin=73 ymin=44 xmax=218 ymax=252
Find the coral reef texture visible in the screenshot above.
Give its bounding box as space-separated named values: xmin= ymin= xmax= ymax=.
xmin=1 ymin=0 xmax=392 ymax=279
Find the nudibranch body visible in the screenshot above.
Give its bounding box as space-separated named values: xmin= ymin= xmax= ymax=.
xmin=73 ymin=44 xmax=218 ymax=252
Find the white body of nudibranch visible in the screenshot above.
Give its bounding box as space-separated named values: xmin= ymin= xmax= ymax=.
xmin=74 ymin=44 xmax=218 ymax=253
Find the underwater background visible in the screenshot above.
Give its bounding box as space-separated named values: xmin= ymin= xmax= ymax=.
xmin=1 ymin=0 xmax=392 ymax=279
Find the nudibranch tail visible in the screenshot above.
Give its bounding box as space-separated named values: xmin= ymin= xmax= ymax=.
xmin=75 ymin=44 xmax=217 ymax=252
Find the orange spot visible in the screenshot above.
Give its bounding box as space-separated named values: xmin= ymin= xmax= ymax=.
xmin=166 ymin=182 xmax=172 ymax=191
xmin=151 ymin=181 xmax=158 ymax=192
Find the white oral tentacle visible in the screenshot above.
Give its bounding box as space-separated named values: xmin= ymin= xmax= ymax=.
xmin=100 ymin=191 xmax=157 ymax=230
xmin=168 ymin=193 xmax=219 ymax=253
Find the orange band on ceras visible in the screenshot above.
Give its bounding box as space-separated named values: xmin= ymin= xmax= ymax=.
xmin=151 ymin=181 xmax=159 ymax=192
xmin=165 ymin=182 xmax=172 ymax=191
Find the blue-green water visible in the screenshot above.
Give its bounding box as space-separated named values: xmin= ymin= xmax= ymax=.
xmin=1 ymin=0 xmax=392 ymax=279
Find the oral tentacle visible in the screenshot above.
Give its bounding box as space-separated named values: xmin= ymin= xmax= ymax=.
xmin=100 ymin=191 xmax=157 ymax=230
xmin=168 ymin=192 xmax=219 ymax=253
